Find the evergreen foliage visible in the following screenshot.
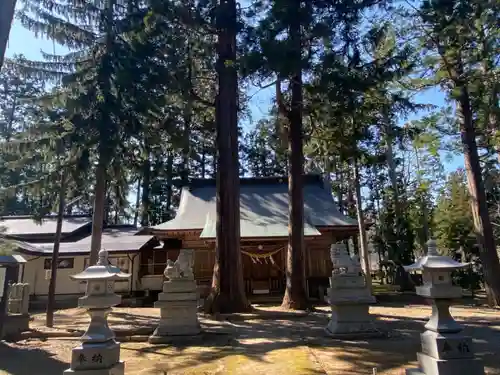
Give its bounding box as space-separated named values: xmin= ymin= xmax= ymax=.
xmin=1 ymin=0 xmax=500 ymax=308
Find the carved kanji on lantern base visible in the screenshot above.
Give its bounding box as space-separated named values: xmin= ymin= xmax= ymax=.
xmin=64 ymin=250 xmax=130 ymax=375
xmin=405 ymin=240 xmax=485 ymax=375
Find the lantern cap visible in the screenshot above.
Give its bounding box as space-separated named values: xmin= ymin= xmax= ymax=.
xmin=70 ymin=249 xmax=131 ymax=281
xmin=404 ymin=239 xmax=470 ymax=271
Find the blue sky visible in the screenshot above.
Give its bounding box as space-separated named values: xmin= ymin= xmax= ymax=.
xmin=6 ymin=19 xmax=464 ymax=176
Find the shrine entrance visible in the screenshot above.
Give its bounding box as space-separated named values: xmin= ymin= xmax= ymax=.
xmin=240 ymin=241 xmax=286 ymax=296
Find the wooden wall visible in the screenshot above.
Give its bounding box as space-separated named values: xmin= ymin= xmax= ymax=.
xmin=145 ymin=229 xmax=339 ymax=297
xmin=306 ymin=231 xmax=334 ymax=278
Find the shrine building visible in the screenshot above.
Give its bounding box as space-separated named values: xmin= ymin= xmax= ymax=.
xmin=140 ymin=174 xmax=359 ymax=299
xmin=4 ymin=174 xmax=360 ymax=305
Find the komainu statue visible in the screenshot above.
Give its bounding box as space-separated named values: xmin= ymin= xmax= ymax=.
xmin=163 ymin=249 xmax=194 ymax=280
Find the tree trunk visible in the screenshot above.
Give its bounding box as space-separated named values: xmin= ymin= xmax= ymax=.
xmin=113 ymin=184 xmax=119 ymax=224
xmin=201 ymin=146 xmax=206 ymax=178
xmin=5 ymin=79 xmax=19 ymax=141
xmin=414 ymin=146 xmax=430 ymax=253
xmin=336 ymin=163 xmax=344 ymax=213
xmin=89 ymin=0 xmax=113 ymax=265
xmin=488 ymin=86 xmax=500 ymax=164
xmin=281 ymin=0 xmax=308 ymax=310
xmin=204 ymin=0 xmax=250 ymax=314
xmin=89 ymin=161 xmax=107 ymax=266
xmin=181 ymin=44 xmax=193 ymax=184
xmin=133 ymin=178 xmax=141 ymax=227
xmin=46 ymin=171 xmax=66 ymax=327
xmin=212 ymin=146 xmax=217 ymax=178
xmin=457 ymin=84 xmax=500 ymax=307
xmin=165 ymin=151 xmax=173 ymax=216
xmin=353 ymin=159 xmax=372 ymax=290
xmin=104 ymin=182 xmax=111 ymax=223
xmin=0 ymin=0 xmax=16 ymax=70
xmin=384 ymin=118 xmax=400 ymax=215
xmin=140 ymin=149 xmax=151 ymax=227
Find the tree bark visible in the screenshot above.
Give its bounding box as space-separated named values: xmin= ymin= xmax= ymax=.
xmin=201 ymin=146 xmax=206 ymax=178
xmin=457 ymin=84 xmax=500 ymax=307
xmin=335 ymin=162 xmax=344 ymax=213
xmin=352 ymin=159 xmax=372 ymax=290
xmin=0 ymin=0 xmax=16 ymax=70
xmin=89 ymin=161 xmax=107 ymax=266
xmin=204 ymin=0 xmax=250 ymax=314
xmin=487 ymin=86 xmax=500 ymax=164
xmin=181 ymin=43 xmax=193 ymax=184
xmin=46 ymin=171 xmax=66 ymax=327
xmin=384 ymin=116 xmax=400 ymax=216
xmin=133 ymin=178 xmax=141 ymax=227
xmin=165 ymin=151 xmax=173 ymax=217
xmin=281 ymin=0 xmax=308 ymax=310
xmin=140 ymin=149 xmax=151 ymax=227
xmin=413 ymin=146 xmax=430 ymax=253
xmin=89 ymin=0 xmax=113 ymax=265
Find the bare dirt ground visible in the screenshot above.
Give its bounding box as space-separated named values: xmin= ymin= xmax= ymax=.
xmin=1 ymin=303 xmax=499 ymax=375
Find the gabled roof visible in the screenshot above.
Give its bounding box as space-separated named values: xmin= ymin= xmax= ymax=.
xmin=152 ymin=174 xmax=358 ymax=238
xmin=0 ymin=215 xmax=91 ymax=237
xmin=10 ymin=225 xmax=157 ymax=256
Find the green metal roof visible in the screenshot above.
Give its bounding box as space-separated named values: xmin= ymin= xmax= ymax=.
xmin=153 ymin=175 xmax=358 ymax=238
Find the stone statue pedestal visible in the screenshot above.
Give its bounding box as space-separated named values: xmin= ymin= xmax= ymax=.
xmin=325 ymin=286 xmax=380 ymax=337
xmin=325 ymin=244 xmax=382 ymax=338
xmin=325 ymin=296 xmax=379 ymax=337
xmin=404 ymin=239 xmax=485 ymax=375
xmin=149 ymin=250 xmax=200 ymax=343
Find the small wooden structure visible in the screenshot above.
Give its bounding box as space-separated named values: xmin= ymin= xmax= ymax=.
xmin=0 ymin=254 xmax=28 ymax=338
xmin=141 ymin=175 xmax=359 ymax=299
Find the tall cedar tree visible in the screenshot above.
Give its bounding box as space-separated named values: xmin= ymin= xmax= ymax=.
xmin=16 ymin=0 xmax=170 ymax=264
xmin=242 ymin=0 xmax=388 ymax=309
xmin=204 ymin=0 xmax=250 ymax=313
xmin=414 ymin=0 xmax=500 ymax=306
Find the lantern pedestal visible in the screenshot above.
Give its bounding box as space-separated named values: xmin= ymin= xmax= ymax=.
xmin=405 ymin=298 xmax=485 ymax=375
xmin=65 ymin=341 xmax=123 ymax=375
xmin=64 ymin=250 xmax=130 ymax=375
xmin=404 ymin=240 xmax=485 ymax=375
xmin=149 ymin=250 xmax=200 ymax=343
xmin=324 ymin=244 xmax=381 ymax=338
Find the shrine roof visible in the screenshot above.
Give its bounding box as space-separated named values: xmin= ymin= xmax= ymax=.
xmin=9 ymin=226 xmax=157 ymax=256
xmin=152 ymin=174 xmax=358 ymax=238
xmin=0 ymin=215 xmax=92 ymax=237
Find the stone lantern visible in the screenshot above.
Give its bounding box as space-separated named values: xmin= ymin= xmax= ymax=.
xmin=404 ymin=239 xmax=485 ymax=375
xmin=325 ymin=243 xmax=381 ymax=338
xmin=64 ymin=250 xmax=130 ymax=375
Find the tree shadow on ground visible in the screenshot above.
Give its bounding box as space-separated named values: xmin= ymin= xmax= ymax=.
xmin=109 ymin=311 xmax=159 ymax=328
xmin=31 ymin=310 xmax=161 ymax=332
xmin=122 ymin=307 xmax=500 ymax=374
xmin=22 ymin=304 xmax=500 ymax=374
xmin=0 ymin=341 xmax=67 ymax=375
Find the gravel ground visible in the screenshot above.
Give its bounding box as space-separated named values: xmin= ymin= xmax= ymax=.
xmin=1 ymin=303 xmax=499 ymax=375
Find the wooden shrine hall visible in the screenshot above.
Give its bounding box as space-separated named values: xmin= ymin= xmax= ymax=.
xmin=140 ymin=175 xmax=359 ymax=299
